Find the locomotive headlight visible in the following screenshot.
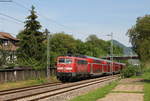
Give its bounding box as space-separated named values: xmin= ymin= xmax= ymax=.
xmin=57 ymin=67 xmax=63 ymax=70
xmin=65 ymin=67 xmax=72 ymax=70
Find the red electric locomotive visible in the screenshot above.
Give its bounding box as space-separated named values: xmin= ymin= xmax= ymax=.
xmin=56 ymin=55 xmax=125 ymax=81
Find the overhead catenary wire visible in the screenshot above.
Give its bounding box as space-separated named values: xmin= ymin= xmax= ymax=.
xmin=0 ymin=12 xmax=23 ymax=23
xmin=12 ymin=1 xmax=55 ymax=32
xmin=0 ymin=12 xmax=24 ymax=36
xmin=0 ymin=0 xmax=23 ymax=37
xmin=0 ymin=0 xmax=12 ymax=2
xmin=0 ymin=15 xmax=23 ymax=25
xmin=12 ymin=0 xmax=85 ymax=36
xmin=12 ymin=1 xmax=30 ymax=11
xmin=0 ymin=16 xmax=21 ymax=35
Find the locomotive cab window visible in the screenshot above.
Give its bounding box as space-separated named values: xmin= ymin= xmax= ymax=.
xmin=59 ymin=58 xmax=65 ymax=63
xmin=58 ymin=58 xmax=72 ymax=64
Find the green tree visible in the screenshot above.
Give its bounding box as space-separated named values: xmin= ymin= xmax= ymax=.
xmin=85 ymin=34 xmax=123 ymax=57
xmin=75 ymin=39 xmax=87 ymax=55
xmin=48 ymin=32 xmax=77 ymax=66
xmin=0 ymin=40 xmax=7 ymax=68
xmin=127 ymin=15 xmax=150 ymax=62
xmin=46 ymin=33 xmax=123 ymax=67
xmin=17 ymin=6 xmax=46 ymax=68
xmin=85 ymin=35 xmax=108 ymax=57
xmin=50 ymin=32 xmax=76 ymax=55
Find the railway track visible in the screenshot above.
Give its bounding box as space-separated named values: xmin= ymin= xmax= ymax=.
xmin=0 ymin=82 xmax=62 ymax=96
xmin=0 ymin=75 xmax=119 ymax=101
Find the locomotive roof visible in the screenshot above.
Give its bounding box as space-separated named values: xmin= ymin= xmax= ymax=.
xmin=85 ymin=56 xmax=112 ymax=62
xmin=57 ymin=56 xmax=87 ymax=60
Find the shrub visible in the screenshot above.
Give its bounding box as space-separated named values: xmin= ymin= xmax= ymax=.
xmin=121 ymin=64 xmax=140 ymax=78
xmin=16 ymin=57 xmax=46 ymax=70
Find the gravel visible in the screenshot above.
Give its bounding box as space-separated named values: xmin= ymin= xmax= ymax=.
xmin=40 ymin=78 xmax=118 ymax=101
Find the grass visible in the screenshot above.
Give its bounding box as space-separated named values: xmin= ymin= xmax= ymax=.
xmin=142 ymin=69 xmax=150 ymax=101
xmin=0 ymin=76 xmax=58 ymax=91
xmin=130 ymin=65 xmax=150 ymax=101
xmin=70 ymin=81 xmax=118 ymax=101
xmin=144 ymin=82 xmax=150 ymax=101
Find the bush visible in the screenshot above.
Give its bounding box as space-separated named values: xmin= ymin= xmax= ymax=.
xmin=16 ymin=57 xmax=46 ymax=70
xmin=121 ymin=64 xmax=140 ymax=78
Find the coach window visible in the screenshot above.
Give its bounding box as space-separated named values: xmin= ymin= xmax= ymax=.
xmin=83 ymin=60 xmax=88 ymax=64
xmin=77 ymin=60 xmax=87 ymax=64
xmin=77 ymin=60 xmax=81 ymax=64
xmin=94 ymin=60 xmax=100 ymax=63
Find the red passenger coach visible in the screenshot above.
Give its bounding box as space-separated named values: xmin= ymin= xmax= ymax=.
xmin=56 ymin=55 xmax=125 ymax=81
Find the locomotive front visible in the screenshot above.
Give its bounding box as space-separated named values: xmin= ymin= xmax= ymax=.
xmin=56 ymin=56 xmax=76 ymax=81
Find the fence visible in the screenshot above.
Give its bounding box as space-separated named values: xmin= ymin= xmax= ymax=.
xmin=0 ymin=67 xmax=56 ymax=83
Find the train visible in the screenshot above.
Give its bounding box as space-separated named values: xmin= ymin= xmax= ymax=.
xmin=56 ymin=55 xmax=125 ymax=81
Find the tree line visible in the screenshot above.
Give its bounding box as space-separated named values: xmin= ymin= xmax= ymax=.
xmin=0 ymin=6 xmax=123 ymax=69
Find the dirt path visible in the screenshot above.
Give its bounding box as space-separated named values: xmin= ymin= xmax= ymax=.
xmin=97 ymin=78 xmax=144 ymax=101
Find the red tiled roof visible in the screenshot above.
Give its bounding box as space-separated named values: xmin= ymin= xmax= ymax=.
xmin=0 ymin=32 xmax=19 ymax=41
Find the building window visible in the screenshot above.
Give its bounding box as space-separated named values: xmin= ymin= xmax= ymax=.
xmin=3 ymin=40 xmax=8 ymax=46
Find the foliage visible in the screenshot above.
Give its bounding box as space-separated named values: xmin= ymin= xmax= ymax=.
xmin=0 ymin=40 xmax=15 ymax=68
xmin=0 ymin=49 xmax=7 ymax=67
xmin=16 ymin=57 xmax=46 ymax=70
xmin=75 ymin=39 xmax=87 ymax=55
xmin=85 ymin=35 xmax=109 ymax=57
xmin=50 ymin=32 xmax=77 ymax=55
xmin=112 ymin=43 xmax=123 ymax=55
xmin=14 ymin=6 xmax=124 ymax=69
xmin=121 ymin=64 xmax=140 ymax=78
xmin=47 ymin=33 xmax=123 ymax=67
xmin=47 ymin=32 xmax=77 ymax=67
xmin=85 ymin=34 xmax=123 ymax=57
xmin=127 ymin=15 xmax=150 ymax=62
xmin=17 ymin=6 xmax=46 ymax=69
xmin=142 ymin=68 xmax=150 ymax=80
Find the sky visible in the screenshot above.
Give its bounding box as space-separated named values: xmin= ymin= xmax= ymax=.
xmin=0 ymin=0 xmax=150 ymax=46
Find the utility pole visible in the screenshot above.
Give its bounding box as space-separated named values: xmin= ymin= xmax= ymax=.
xmin=107 ymin=33 xmax=113 ymax=73
xmin=110 ymin=32 xmax=113 ymax=74
xmin=45 ymin=29 xmax=50 ymax=78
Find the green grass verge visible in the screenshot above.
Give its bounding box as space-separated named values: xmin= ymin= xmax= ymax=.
xmin=131 ymin=66 xmax=150 ymax=101
xmin=0 ymin=76 xmax=58 ymax=91
xmin=144 ymin=82 xmax=150 ymax=101
xmin=143 ymin=69 xmax=150 ymax=101
xmin=70 ymin=81 xmax=118 ymax=101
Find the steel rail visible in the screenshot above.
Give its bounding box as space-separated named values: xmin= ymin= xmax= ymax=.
xmin=30 ymin=76 xmax=118 ymax=101
xmin=0 ymin=82 xmax=62 ymax=96
xmin=7 ymin=75 xmax=119 ymax=101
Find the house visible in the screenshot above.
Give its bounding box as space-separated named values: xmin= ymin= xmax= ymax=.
xmin=0 ymin=32 xmax=19 ymax=51
xmin=0 ymin=32 xmax=19 ymax=62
